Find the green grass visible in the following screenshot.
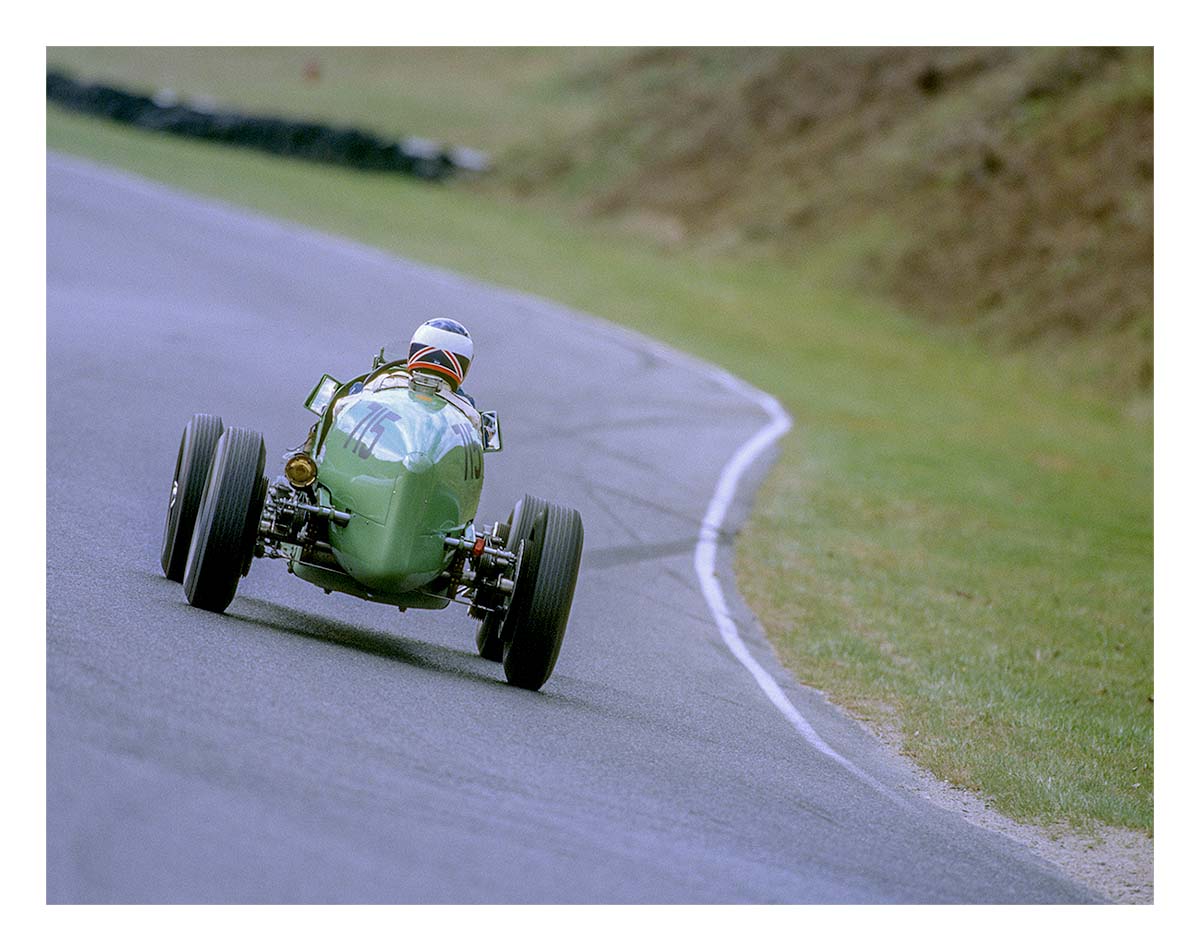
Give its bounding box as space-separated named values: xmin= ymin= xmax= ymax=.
xmin=46 ymin=73 xmax=1153 ymax=833
xmin=47 ymin=47 xmax=623 ymax=156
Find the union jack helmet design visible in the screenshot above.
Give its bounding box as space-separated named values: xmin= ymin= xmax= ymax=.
xmin=407 ymin=318 xmax=473 ymax=390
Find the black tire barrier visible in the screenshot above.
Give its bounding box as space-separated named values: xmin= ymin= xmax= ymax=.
xmin=47 ymin=70 xmax=490 ymax=181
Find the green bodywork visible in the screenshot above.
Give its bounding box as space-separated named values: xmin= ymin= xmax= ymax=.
xmin=294 ymin=367 xmax=484 ymax=609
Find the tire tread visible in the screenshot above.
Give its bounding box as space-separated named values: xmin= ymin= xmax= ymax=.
xmin=502 ymin=499 xmax=584 ymax=690
xmin=182 ymin=427 xmax=265 ymax=612
xmin=161 ymin=413 xmax=224 ymax=581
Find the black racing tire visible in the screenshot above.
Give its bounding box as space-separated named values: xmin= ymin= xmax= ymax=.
xmin=474 ymin=613 xmax=507 ymax=662
xmin=501 ymin=500 xmax=584 ymax=691
xmin=474 ymin=497 xmax=538 ymax=662
xmin=160 ymin=413 xmax=224 ymax=582
xmin=182 ymin=427 xmax=266 ymax=613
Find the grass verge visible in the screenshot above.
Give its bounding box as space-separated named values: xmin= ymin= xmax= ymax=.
xmin=47 ymin=104 xmax=1152 ymax=832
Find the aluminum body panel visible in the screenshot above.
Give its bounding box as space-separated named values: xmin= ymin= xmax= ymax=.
xmin=313 ymin=384 xmax=483 ymax=593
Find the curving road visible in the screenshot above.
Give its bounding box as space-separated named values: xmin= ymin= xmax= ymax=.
xmin=46 ymin=153 xmax=1098 ymax=903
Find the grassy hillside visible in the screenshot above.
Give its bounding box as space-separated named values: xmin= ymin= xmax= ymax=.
xmin=49 ymin=48 xmax=1152 ymax=395
xmin=511 ymin=47 xmax=1154 ymax=397
xmin=46 ymin=48 xmax=1152 ymax=833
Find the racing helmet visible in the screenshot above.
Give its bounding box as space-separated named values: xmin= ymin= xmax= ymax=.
xmin=406 ymin=317 xmax=473 ymax=390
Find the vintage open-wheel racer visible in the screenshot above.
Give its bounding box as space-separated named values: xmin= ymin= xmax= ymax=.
xmin=159 ymin=322 xmax=584 ymax=691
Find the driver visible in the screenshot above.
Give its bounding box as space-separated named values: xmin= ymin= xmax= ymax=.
xmin=400 ymin=317 xmax=476 ymax=406
xmin=358 ymin=317 xmax=476 ymax=407
xmin=300 ymin=318 xmax=479 ymax=455
xmin=404 ymin=318 xmax=473 ymax=394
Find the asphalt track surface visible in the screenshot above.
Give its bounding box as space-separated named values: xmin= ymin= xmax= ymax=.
xmin=46 ymin=153 xmax=1099 ymax=903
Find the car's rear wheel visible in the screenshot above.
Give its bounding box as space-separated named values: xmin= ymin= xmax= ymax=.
xmin=182 ymin=427 xmax=266 ymax=613
xmin=161 ymin=413 xmax=224 ymax=582
xmin=474 ymin=495 xmax=537 ymax=662
xmin=500 ymin=498 xmax=584 ymax=690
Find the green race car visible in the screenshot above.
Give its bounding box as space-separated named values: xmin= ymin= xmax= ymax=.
xmin=159 ymin=348 xmax=585 ymax=691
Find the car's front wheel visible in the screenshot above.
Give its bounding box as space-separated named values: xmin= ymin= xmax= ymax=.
xmin=182 ymin=427 xmax=266 ymax=613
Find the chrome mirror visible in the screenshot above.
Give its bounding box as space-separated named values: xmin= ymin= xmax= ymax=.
xmin=480 ymin=411 xmax=503 ymax=452
xmin=304 ymin=373 xmax=342 ymax=416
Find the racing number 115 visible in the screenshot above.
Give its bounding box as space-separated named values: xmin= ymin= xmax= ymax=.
xmin=344 ymin=405 xmax=400 ymax=459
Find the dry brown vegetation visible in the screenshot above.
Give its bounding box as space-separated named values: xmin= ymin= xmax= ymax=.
xmin=510 ymin=47 xmax=1153 ymax=395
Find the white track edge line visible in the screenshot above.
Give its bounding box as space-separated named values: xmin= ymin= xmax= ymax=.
xmin=694 ymin=379 xmax=908 ymax=806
